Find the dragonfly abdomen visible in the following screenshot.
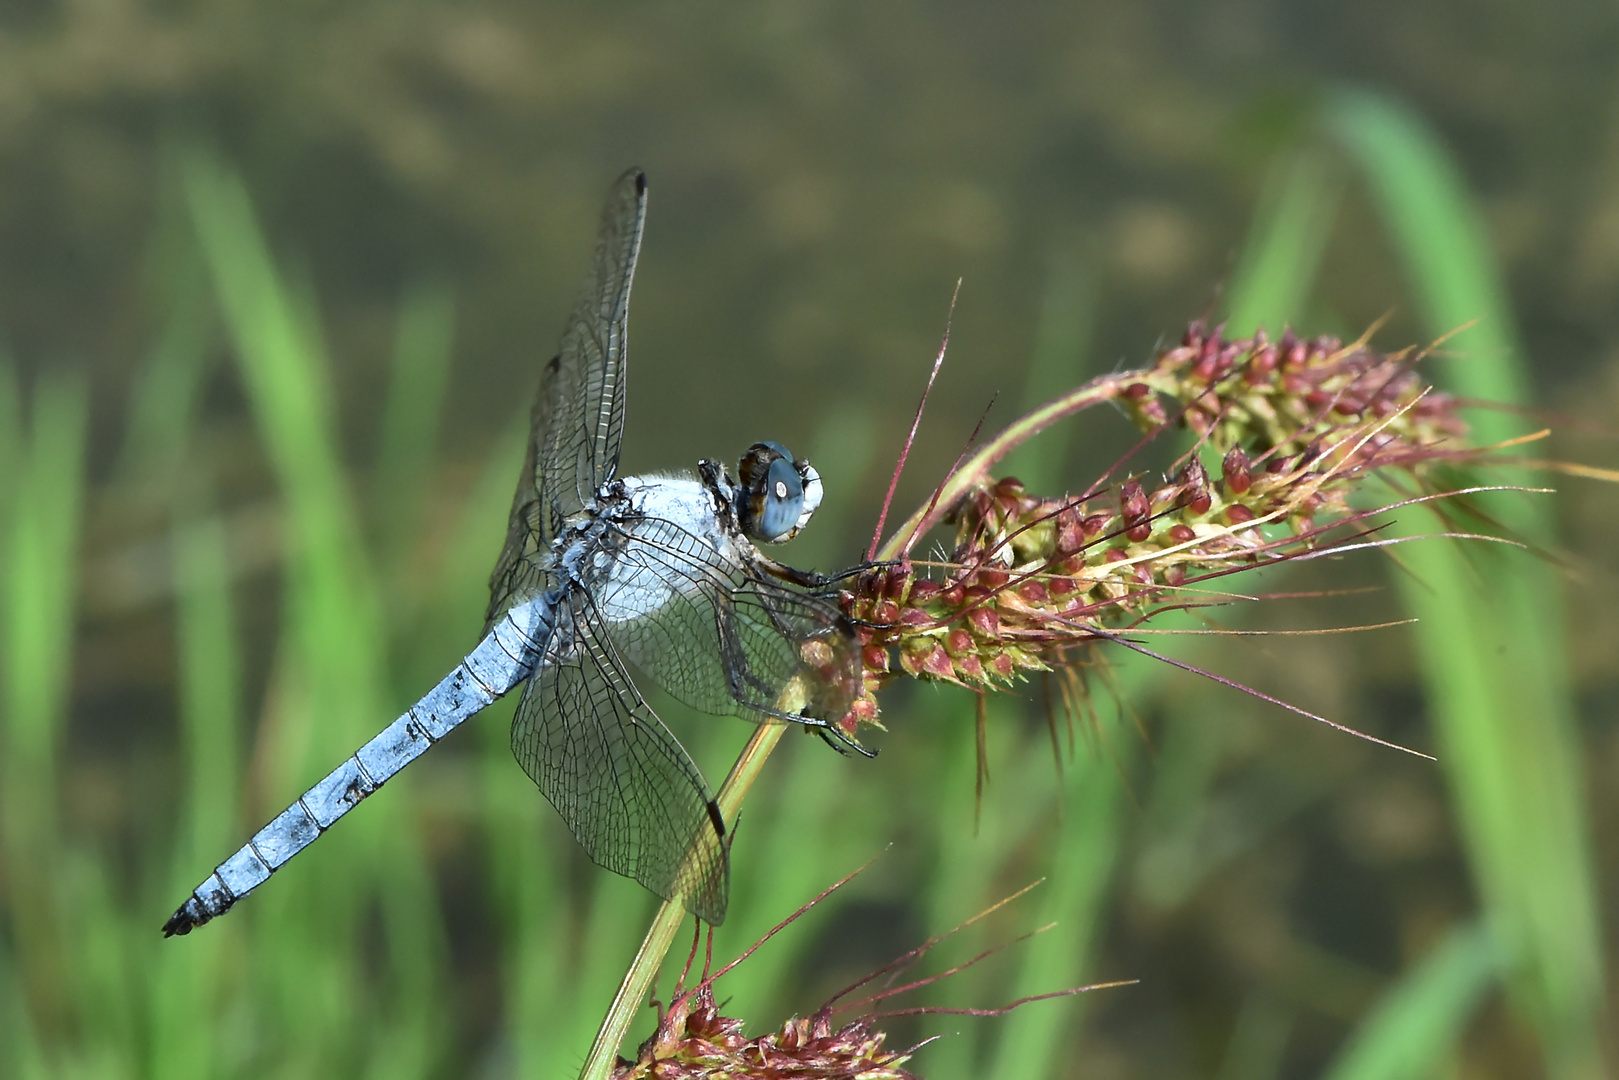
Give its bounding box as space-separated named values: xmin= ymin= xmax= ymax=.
xmin=161 ymin=597 xmax=553 ymax=936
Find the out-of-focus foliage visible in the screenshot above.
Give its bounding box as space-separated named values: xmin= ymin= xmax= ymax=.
xmin=0 ymin=3 xmax=1616 ymax=1078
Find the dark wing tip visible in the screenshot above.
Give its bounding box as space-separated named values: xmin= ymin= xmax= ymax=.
xmin=627 ymin=167 xmax=647 ymax=194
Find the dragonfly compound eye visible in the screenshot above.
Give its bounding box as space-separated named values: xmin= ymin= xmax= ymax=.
xmin=739 ymin=441 xmax=813 ymax=543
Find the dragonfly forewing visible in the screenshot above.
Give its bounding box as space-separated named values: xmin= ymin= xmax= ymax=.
xmin=606 ymin=515 xmax=862 ymax=727
xmin=511 ymin=588 xmax=729 ymax=923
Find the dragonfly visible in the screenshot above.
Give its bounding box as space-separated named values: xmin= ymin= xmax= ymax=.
xmin=163 ymin=168 xmax=861 ymax=935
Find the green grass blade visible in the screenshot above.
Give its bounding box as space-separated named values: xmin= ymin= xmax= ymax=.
xmin=184 ymin=149 xmax=449 ymax=1074
xmin=119 ymin=245 xmax=212 ymax=488
xmin=1224 ymin=151 xmax=1341 ymax=338
xmin=173 ymin=516 xmax=245 ymax=873
xmin=1320 ymin=922 xmax=1503 ymax=1080
xmin=0 ymin=368 xmax=89 ymax=1052
xmin=0 ymin=927 xmax=50 ymax=1080
xmin=979 ymin=644 xmax=1169 ymax=1080
xmin=982 ymin=741 xmax=1133 ymax=1080
xmin=999 ymin=254 xmax=1095 ymax=494
xmin=148 ymin=515 xmax=243 ymax=1080
xmin=1215 ymin=994 xmax=1294 ymax=1080
xmin=1326 ymin=89 xmax=1604 ymax=1080
xmin=374 ymin=280 xmax=455 ymax=561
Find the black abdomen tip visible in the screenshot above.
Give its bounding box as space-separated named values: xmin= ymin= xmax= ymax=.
xmin=162 ymin=901 xmax=206 ymax=937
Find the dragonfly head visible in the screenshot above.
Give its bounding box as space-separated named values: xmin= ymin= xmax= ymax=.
xmin=737 ymin=441 xmax=822 ymax=544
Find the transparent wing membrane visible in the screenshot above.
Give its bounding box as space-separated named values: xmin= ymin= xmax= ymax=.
xmin=605 ymin=515 xmax=861 ymax=725
xmin=488 ymin=168 xmax=646 ymax=628
xmin=511 ymin=590 xmax=729 ymax=923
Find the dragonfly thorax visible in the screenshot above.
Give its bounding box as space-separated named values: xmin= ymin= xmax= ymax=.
xmin=577 ymin=474 xmax=740 ymax=626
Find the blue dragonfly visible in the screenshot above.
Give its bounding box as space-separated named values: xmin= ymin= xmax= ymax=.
xmin=164 ymin=168 xmax=860 ymax=934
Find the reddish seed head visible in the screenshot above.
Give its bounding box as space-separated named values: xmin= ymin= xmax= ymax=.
xmin=1225 ymin=504 xmax=1256 ymax=524
xmin=1056 ymin=517 xmax=1086 ymax=555
xmin=922 ymin=645 xmax=956 ymax=680
xmin=1178 ymin=459 xmax=1212 ymax=514
xmin=967 ymin=605 xmax=999 ymax=637
xmin=882 ymin=571 xmax=908 ymax=600
xmin=1166 ymin=523 xmax=1196 ymax=545
xmin=908 ymin=579 xmax=940 ymax=603
xmin=1048 ymin=576 xmax=1076 ymax=597
xmin=875 ymin=600 xmax=900 ymax=625
xmin=898 ymin=642 xmax=928 ymax=677
xmin=1103 ymin=547 xmax=1129 ymax=563
xmin=1120 ymin=480 xmax=1152 ymax=542
xmin=978 ymin=567 xmax=1009 ymax=589
xmin=1164 ymin=563 xmax=1187 ymax=587
xmin=862 ymin=645 xmax=890 ymax=673
xmin=1246 ymin=344 xmax=1278 ymax=383
xmin=1123 ymin=382 xmax=1153 ymax=400
xmin=946 ymin=627 xmax=973 ymax=656
xmin=956 ymin=654 xmax=985 ymax=681
xmin=1019 ymin=579 xmax=1048 ymax=602
xmin=991 ymin=653 xmax=1015 ymax=678
xmin=1082 ymin=513 xmax=1110 ymax=538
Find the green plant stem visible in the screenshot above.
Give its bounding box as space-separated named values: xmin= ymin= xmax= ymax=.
xmin=578 ymin=721 xmax=791 ymax=1080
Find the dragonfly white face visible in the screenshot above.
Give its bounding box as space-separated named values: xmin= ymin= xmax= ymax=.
xmin=162 ymin=168 xmax=860 ymax=937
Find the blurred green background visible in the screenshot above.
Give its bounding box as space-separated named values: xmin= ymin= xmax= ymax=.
xmin=1 ymin=2 xmax=1616 ymax=1078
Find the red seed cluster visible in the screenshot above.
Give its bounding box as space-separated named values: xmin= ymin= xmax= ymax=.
xmin=1120 ymin=322 xmax=1467 ymax=457
xmin=614 ymin=983 xmax=917 ymax=1080
xmin=835 ymin=322 xmax=1472 ymax=730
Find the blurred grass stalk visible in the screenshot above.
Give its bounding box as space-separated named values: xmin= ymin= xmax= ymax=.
xmin=0 ymin=364 xmax=89 ymax=1075
xmin=1226 ymin=89 xmax=1604 ymax=1078
xmin=182 ymin=151 xmax=450 ymax=1076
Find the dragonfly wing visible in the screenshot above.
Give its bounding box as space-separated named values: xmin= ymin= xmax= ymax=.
xmin=605 ymin=517 xmax=861 ymax=726
xmin=511 ymin=587 xmax=728 ymax=923
xmin=546 ymin=167 xmax=644 ymax=507
xmin=488 ymin=168 xmax=646 ymax=629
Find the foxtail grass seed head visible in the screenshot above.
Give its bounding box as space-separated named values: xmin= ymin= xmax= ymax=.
xmin=836 ymin=323 xmax=1471 ymax=731
xmin=613 ymin=983 xmax=918 ymax=1080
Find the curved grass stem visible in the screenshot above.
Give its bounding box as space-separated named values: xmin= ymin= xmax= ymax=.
xmin=577 ymin=721 xmax=791 ymax=1080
